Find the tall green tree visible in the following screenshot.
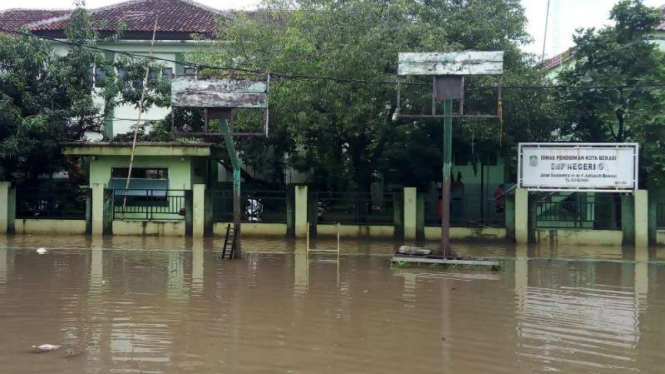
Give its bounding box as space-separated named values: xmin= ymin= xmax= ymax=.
xmin=192 ymin=0 xmax=555 ymax=190
xmin=556 ymin=0 xmax=665 ymax=185
xmin=0 ymin=5 xmax=169 ymax=181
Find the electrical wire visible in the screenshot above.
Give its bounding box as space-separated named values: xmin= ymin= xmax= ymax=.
xmin=2 ymin=26 xmax=665 ymax=92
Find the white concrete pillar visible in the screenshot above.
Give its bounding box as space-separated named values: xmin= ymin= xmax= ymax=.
xmin=193 ymin=184 xmax=206 ymax=238
xmin=91 ymin=183 xmax=106 ymax=236
xmin=0 ymin=182 xmax=11 ymax=234
xmin=634 ymin=190 xmax=648 ymax=248
xmin=515 ymin=188 xmax=529 ymax=244
xmin=403 ymin=187 xmax=417 ymax=240
xmin=295 ymin=185 xmax=308 ymax=238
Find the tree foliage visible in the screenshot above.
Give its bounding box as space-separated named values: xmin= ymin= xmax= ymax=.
xmin=556 ymin=0 xmax=665 ymax=186
xmin=192 ymin=0 xmax=554 ymax=190
xmin=0 ymin=5 xmax=169 ymax=181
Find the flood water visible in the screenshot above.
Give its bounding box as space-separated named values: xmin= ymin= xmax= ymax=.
xmin=0 ymin=235 xmax=664 ymax=374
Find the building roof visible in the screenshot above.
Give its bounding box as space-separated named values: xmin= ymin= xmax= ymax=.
xmin=2 ymin=0 xmax=229 ymax=37
xmin=30 ymin=0 xmax=229 ymax=35
xmin=62 ymin=142 xmax=225 ymax=157
xmin=0 ymin=9 xmax=70 ymax=32
xmin=542 ymin=47 xmax=576 ymax=71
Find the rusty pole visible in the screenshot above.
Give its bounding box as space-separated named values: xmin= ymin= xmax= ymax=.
xmin=440 ymin=100 xmax=453 ymax=258
xmin=233 ymin=167 xmax=241 ymax=257
xmin=221 ymin=119 xmax=242 ymax=258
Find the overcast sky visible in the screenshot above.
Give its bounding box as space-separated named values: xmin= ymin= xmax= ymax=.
xmin=1 ymin=0 xmax=663 ymax=58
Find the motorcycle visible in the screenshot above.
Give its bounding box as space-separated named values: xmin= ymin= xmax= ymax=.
xmin=245 ymin=197 xmax=264 ymax=222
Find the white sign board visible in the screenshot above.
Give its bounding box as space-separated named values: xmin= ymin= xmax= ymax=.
xmin=398 ymin=51 xmax=504 ymax=76
xmin=518 ymin=143 xmax=638 ymax=192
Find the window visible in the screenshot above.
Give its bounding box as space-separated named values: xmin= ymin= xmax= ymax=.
xmin=133 ymin=78 xmax=144 ymax=90
xmin=163 ymin=67 xmax=173 ymax=80
xmin=111 ymin=168 xmax=168 ymax=179
xmin=184 ymin=67 xmax=196 ymax=75
xmin=94 ymin=67 xmax=107 ymax=87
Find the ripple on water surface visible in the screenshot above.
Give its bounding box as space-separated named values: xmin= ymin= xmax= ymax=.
xmin=0 ymin=235 xmax=663 ymax=374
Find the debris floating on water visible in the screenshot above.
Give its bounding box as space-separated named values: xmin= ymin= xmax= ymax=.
xmin=36 ymin=248 xmax=47 ymax=255
xmin=397 ymin=246 xmax=432 ymax=256
xmin=31 ymin=344 xmax=61 ymax=353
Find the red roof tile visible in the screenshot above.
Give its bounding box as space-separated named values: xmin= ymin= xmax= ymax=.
xmin=0 ymin=9 xmax=70 ymax=32
xmin=28 ymin=0 xmax=229 ymax=35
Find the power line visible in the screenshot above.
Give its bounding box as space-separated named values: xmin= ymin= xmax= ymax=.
xmin=2 ymin=26 xmax=665 ymax=92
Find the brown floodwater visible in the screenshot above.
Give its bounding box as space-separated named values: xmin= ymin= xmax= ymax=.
xmin=0 ymin=235 xmax=664 ymax=374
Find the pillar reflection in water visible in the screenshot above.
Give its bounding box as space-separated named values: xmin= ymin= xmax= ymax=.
xmin=192 ymin=240 xmax=204 ymax=295
xmin=294 ymin=250 xmax=309 ymax=295
xmin=0 ymin=248 xmax=7 ymax=286
xmin=634 ymin=245 xmax=649 ymax=313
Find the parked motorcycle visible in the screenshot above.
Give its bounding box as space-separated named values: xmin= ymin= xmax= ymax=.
xmin=245 ymin=197 xmax=264 ymax=222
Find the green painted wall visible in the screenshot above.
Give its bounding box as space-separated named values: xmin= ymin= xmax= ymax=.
xmin=90 ymin=155 xmax=193 ymax=190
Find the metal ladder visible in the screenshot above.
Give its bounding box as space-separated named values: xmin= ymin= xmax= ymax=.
xmin=221 ymin=224 xmax=238 ymax=259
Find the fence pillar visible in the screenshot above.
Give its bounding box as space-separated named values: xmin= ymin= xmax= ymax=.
xmin=634 ymin=190 xmax=648 ymax=248
xmin=505 ymin=193 xmax=516 ymax=241
xmin=622 ymin=194 xmax=635 ymax=246
xmin=416 ymin=193 xmax=425 ymax=241
xmin=403 ymin=187 xmax=417 ymax=240
xmin=515 ymin=188 xmax=529 ymax=244
xmin=204 ymin=188 xmax=213 ymax=237
xmin=91 ymin=183 xmax=106 ymax=236
xmin=648 ymin=189 xmax=658 ymax=246
xmin=185 ymin=190 xmax=193 ymax=237
xmin=193 ymin=184 xmax=206 ymax=238
xmin=295 ymin=185 xmax=308 ymax=238
xmin=286 ymin=185 xmax=295 ymax=237
xmin=0 ymin=182 xmax=10 ymax=234
xmin=7 ymin=186 xmax=15 ymax=234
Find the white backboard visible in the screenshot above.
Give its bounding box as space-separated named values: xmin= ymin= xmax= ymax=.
xmin=398 ymin=51 xmax=504 ymax=76
xmin=171 ymin=78 xmax=267 ymax=108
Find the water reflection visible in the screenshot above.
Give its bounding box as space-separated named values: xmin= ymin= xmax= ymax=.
xmin=0 ymin=235 xmax=662 ymax=374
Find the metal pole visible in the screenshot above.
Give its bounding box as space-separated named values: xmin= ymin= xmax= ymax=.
xmin=233 ymin=167 xmax=241 ymax=257
xmin=221 ymin=119 xmax=242 ymax=258
xmin=441 ymin=100 xmax=453 ymax=257
xmin=541 ymin=0 xmax=551 ymax=62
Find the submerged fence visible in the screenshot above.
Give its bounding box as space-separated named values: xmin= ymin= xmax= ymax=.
xmin=211 ymin=189 xmax=289 ymax=223
xmin=311 ymin=191 xmax=399 ymax=225
xmin=16 ymin=185 xmax=88 ymax=220
xmin=657 ymin=203 xmax=665 ymax=229
xmin=423 ymin=194 xmax=505 ymax=228
xmin=534 ymin=193 xmax=621 ymax=230
xmin=112 ymin=189 xmax=188 ymax=221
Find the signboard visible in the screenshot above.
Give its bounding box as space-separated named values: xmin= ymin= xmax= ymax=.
xmin=398 ymin=51 xmax=504 ymax=76
xmin=171 ymin=78 xmax=267 ymax=108
xmin=518 ymin=143 xmax=638 ymax=192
